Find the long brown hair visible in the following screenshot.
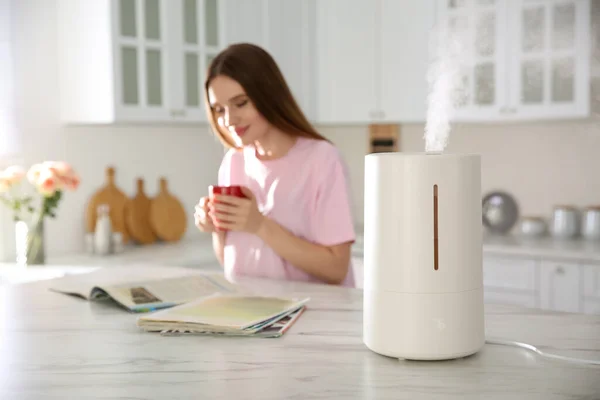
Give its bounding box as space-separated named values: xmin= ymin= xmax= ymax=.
xmin=204 ymin=43 xmax=329 ymax=148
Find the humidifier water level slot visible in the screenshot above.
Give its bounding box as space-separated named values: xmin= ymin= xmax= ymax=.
xmin=434 ymin=184 xmax=439 ymax=271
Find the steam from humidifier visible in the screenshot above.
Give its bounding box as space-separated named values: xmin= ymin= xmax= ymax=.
xmin=424 ymin=19 xmax=469 ymax=153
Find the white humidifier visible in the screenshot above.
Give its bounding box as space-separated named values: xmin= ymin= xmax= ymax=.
xmin=363 ymin=152 xmax=485 ymax=360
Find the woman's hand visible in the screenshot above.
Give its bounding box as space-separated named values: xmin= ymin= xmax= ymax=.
xmin=210 ymin=187 xmax=265 ymax=233
xmin=194 ymin=196 xmax=216 ymax=232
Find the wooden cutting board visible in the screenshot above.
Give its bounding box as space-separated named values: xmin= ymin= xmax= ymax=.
xmin=124 ymin=178 xmax=157 ymax=245
xmin=149 ymin=177 xmax=187 ymax=242
xmin=85 ymin=166 xmax=129 ymax=243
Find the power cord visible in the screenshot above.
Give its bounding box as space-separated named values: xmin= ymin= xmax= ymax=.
xmin=485 ymin=338 xmax=600 ymax=366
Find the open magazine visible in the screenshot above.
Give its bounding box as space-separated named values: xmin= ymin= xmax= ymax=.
xmin=136 ymin=293 xmax=309 ymax=337
xmin=48 ymin=266 xmax=238 ymax=312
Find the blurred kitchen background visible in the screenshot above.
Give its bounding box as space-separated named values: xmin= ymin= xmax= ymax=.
xmin=0 ymin=0 xmax=598 ymax=260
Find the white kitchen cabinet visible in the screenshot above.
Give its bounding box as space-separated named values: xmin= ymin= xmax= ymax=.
xmin=58 ymin=0 xmax=225 ymax=124
xmin=509 ymin=0 xmax=590 ymax=120
xmin=436 ymin=0 xmax=591 ymax=122
xmin=315 ymin=0 xmax=436 ymax=124
xmin=221 ymin=0 xmax=317 ymax=122
xmin=315 ymin=0 xmax=378 ymax=124
xmin=539 ymin=259 xmax=582 ymax=313
xmin=175 ymin=0 xmax=224 ymax=121
xmin=482 ymin=255 xmax=539 ymax=308
xmin=221 ymin=0 xmax=267 ymax=47
xmin=264 ymin=0 xmax=317 ymax=122
xmin=482 ymin=254 xmax=599 ymax=315
xmin=583 ymin=263 xmax=600 ymax=314
xmin=380 ymin=0 xmax=437 ymax=123
xmin=434 ymin=0 xmax=508 ymax=121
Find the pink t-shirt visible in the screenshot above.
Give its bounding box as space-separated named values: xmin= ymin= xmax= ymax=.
xmin=217 ymin=136 xmax=356 ymax=287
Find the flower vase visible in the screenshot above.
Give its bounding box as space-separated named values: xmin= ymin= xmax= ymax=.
xmin=15 ymin=218 xmax=45 ymax=266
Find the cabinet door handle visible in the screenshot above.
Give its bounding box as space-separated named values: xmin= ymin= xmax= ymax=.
xmin=555 ymin=266 xmax=565 ymax=275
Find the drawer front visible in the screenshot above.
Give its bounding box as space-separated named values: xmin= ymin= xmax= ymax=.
xmin=539 ymin=260 xmax=581 ymax=313
xmin=583 ymin=264 xmax=600 ymax=299
xmin=483 ymin=256 xmax=537 ymax=291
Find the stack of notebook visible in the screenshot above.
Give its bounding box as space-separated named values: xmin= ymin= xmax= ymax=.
xmin=136 ymin=293 xmax=309 ymax=338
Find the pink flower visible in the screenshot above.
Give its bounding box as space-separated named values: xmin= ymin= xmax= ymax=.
xmin=36 ymin=167 xmax=60 ymax=197
xmin=1 ymin=165 xmax=26 ymax=185
xmin=0 ymin=165 xmax=26 ymax=193
xmin=27 ymin=163 xmax=44 ymax=186
xmin=27 ymin=161 xmax=80 ymax=197
xmin=1 ymin=161 xmax=81 ymax=221
xmin=49 ymin=161 xmax=80 ymax=191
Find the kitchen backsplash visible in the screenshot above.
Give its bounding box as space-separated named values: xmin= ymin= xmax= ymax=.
xmin=320 ymin=117 xmax=600 ymax=229
xmin=4 ymin=116 xmax=598 ymax=259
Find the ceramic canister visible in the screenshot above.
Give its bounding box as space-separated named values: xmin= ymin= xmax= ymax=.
xmin=582 ymin=206 xmax=600 ymax=240
xmin=550 ymin=205 xmax=579 ymax=239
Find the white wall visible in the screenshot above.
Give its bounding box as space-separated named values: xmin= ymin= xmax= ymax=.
xmin=1 ymin=0 xmax=223 ymax=260
xmin=0 ymin=0 xmax=18 ymax=156
xmin=0 ymin=0 xmax=19 ymax=260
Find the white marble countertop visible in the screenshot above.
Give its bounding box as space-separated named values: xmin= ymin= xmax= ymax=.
xmin=1 ymin=233 xmax=364 ymax=271
xmin=0 ymin=234 xmax=367 ymax=286
xmin=2 ymin=231 xmax=599 ymax=288
xmin=30 ymin=233 xmax=365 ymax=267
xmin=47 ymin=234 xmax=221 ymax=268
xmin=1 ymin=268 xmax=599 ymax=399
xmin=0 ymin=235 xmax=221 ymax=286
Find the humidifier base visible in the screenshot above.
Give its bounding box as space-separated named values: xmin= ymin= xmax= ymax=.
xmin=363 ymin=288 xmax=485 ymax=360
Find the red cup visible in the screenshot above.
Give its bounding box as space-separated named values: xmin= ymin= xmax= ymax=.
xmin=209 ymin=185 xmax=246 ymax=199
xmin=208 ymin=185 xmax=247 ymax=231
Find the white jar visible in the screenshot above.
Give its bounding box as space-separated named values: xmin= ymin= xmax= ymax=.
xmin=94 ymin=204 xmax=113 ymax=255
xmin=518 ymin=216 xmax=547 ymax=238
xmin=550 ymin=206 xmax=579 ymax=239
xmin=582 ymin=206 xmax=600 ymax=240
